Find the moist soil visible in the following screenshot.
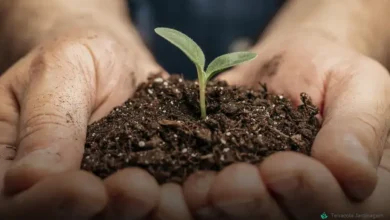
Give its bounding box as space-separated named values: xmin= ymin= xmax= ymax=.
xmin=81 ymin=75 xmax=321 ymax=184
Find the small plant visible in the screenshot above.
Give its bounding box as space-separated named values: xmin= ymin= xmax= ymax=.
xmin=155 ymin=27 xmax=257 ymax=118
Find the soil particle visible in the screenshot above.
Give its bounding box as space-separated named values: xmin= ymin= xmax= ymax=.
xmin=82 ymin=75 xmax=320 ymax=184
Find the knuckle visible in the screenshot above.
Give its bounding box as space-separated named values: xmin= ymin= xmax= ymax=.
xmin=22 ymin=111 xmax=69 ymax=132
xmin=29 ymin=41 xmax=93 ymax=79
xmin=70 ymin=33 xmax=120 ymax=68
xmin=29 ymin=33 xmax=119 ymax=80
xmin=354 ymin=113 xmax=386 ymax=148
xmin=356 ymin=114 xmax=381 ymax=136
xmin=19 ymin=110 xmax=71 ymax=145
xmin=18 ymin=102 xmax=86 ymax=155
xmin=357 ymin=58 xmax=390 ymax=129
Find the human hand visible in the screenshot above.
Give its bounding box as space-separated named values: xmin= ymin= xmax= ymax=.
xmin=0 ymin=30 xmax=164 ymax=219
xmin=180 ymin=33 xmax=390 ymax=219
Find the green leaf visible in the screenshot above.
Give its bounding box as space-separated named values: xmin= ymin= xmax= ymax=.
xmin=155 ymin=27 xmax=206 ymax=69
xmin=205 ymin=52 xmax=257 ymax=80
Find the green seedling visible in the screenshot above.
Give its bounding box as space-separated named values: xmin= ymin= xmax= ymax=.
xmin=155 ymin=27 xmax=257 ymax=119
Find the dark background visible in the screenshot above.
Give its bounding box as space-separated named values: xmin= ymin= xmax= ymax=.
xmin=129 ymin=0 xmax=285 ymax=79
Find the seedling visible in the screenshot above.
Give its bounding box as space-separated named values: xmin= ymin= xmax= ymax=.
xmin=155 ymin=27 xmax=257 ymax=118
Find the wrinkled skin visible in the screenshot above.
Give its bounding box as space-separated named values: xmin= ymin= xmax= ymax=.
xmin=0 ymin=31 xmax=389 ymax=219
xmin=200 ymin=33 xmax=390 ymax=219
xmin=0 ymin=32 xmax=164 ymax=219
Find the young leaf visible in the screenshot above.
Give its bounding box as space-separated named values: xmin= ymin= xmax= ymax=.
xmin=155 ymin=27 xmax=206 ymax=69
xmin=205 ymin=52 xmax=257 ymax=80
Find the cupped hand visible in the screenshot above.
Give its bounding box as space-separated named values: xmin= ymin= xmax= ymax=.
xmin=0 ymin=30 xmax=164 ymax=219
xmin=181 ymin=34 xmax=390 ymax=219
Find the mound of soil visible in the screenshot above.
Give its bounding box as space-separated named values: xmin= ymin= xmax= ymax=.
xmin=81 ymin=75 xmax=320 ymax=184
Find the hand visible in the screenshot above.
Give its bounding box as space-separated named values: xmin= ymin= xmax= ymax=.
xmin=0 ymin=30 xmax=164 ymax=219
xmin=180 ymin=34 xmax=390 ymax=219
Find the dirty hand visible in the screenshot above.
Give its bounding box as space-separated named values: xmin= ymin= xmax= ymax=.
xmin=0 ymin=30 xmax=165 ymax=219
xmin=180 ymin=34 xmax=390 ymax=219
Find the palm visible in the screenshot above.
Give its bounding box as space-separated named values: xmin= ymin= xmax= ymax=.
xmin=0 ymin=33 xmax=163 ymax=218
xmin=216 ymin=34 xmax=390 ymax=217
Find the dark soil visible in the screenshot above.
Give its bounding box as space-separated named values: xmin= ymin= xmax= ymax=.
xmin=81 ymin=75 xmax=320 ymax=184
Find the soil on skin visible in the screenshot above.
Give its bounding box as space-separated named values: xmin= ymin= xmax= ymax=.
xmin=81 ymin=75 xmax=321 ymax=184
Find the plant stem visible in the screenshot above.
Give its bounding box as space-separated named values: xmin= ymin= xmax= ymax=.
xmin=199 ymin=80 xmax=206 ymax=118
xmin=197 ymin=66 xmax=207 ymax=119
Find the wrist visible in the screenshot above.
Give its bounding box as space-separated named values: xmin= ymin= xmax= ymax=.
xmin=259 ymin=0 xmax=390 ymax=68
xmin=296 ymin=22 xmax=390 ymax=68
xmin=0 ymin=0 xmax=159 ymax=74
xmin=0 ymin=17 xmax=160 ymax=76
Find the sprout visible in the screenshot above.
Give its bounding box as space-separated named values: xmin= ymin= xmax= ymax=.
xmin=155 ymin=27 xmax=257 ymax=118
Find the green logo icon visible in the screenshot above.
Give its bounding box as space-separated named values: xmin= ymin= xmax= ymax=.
xmin=321 ymin=212 xmax=328 ymax=219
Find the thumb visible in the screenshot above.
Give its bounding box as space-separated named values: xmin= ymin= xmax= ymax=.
xmin=4 ymin=41 xmax=98 ymax=195
xmin=312 ymin=60 xmax=390 ymax=200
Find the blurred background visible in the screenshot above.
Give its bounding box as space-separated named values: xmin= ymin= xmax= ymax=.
xmin=129 ymin=0 xmax=285 ymax=79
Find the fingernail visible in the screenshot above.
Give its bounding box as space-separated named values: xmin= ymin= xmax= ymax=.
xmin=267 ymin=176 xmax=299 ymax=196
xmin=343 ymin=134 xmax=374 ymax=166
xmin=215 ymin=199 xmax=261 ymax=219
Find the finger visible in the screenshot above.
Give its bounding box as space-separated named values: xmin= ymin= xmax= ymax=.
xmin=380 ymin=141 xmax=390 ymax=171
xmin=0 ymin=81 xmax=18 ymax=145
xmin=0 ymin=145 xmax=14 ymax=194
xmin=196 ymin=163 xmax=288 ymax=220
xmin=0 ymin=147 xmax=13 ymax=192
xmin=0 ymin=171 xmax=107 ymax=219
xmin=260 ymin=152 xmax=351 ymax=219
xmin=101 ymin=168 xmax=160 ymax=220
xmin=153 ymin=183 xmax=193 ymax=220
xmin=312 ymin=60 xmax=390 ymax=200
xmin=183 ymin=171 xmax=216 ymax=213
xmin=356 ymin=168 xmax=390 ymax=214
xmin=4 ymin=41 xmax=99 ymax=195
xmin=0 ymin=79 xmax=18 ymax=185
